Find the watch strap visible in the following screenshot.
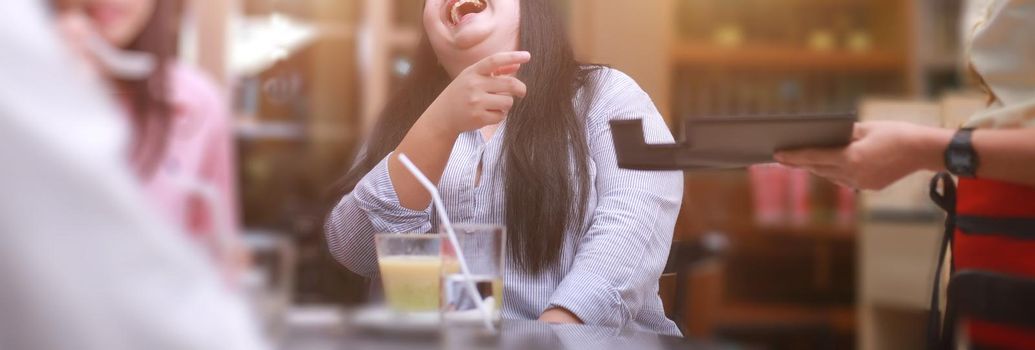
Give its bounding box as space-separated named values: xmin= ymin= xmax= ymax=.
xmin=945 ymin=128 xmax=978 ymax=177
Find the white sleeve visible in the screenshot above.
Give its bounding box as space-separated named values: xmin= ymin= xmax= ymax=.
xmin=0 ymin=3 xmax=266 ymax=350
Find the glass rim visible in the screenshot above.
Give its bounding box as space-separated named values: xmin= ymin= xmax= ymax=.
xmin=373 ymin=233 xmax=442 ymax=241
xmin=443 ymin=223 xmax=505 ymax=231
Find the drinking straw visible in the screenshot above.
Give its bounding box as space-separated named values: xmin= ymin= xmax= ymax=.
xmin=397 ymin=154 xmax=495 ymax=330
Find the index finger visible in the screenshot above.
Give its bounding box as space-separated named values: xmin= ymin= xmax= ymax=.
xmin=852 ymin=122 xmax=870 ymax=140
xmin=774 ymin=148 xmax=847 ymax=167
xmin=492 ymin=63 xmax=522 ymax=77
xmin=474 ymin=51 xmax=531 ymax=76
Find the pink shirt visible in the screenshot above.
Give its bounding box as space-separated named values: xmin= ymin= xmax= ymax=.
xmin=138 ymin=62 xmax=238 ymax=238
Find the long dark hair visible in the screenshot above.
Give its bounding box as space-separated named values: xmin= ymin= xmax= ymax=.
xmin=339 ymin=0 xmax=595 ymax=274
xmin=118 ymin=0 xmax=182 ymax=176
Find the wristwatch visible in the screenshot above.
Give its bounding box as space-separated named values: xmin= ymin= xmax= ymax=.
xmin=944 ymin=128 xmax=979 ymax=178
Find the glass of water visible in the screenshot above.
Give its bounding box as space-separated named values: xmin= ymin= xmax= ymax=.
xmin=440 ymin=224 xmax=505 ymax=325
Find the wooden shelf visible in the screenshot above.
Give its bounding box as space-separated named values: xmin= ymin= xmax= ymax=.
xmin=672 ymin=42 xmax=905 ymax=71
xmin=235 ymin=119 xmax=305 ymax=141
xmin=718 ymin=302 xmax=856 ymax=334
xmin=750 ymin=224 xmax=857 ymax=239
xmin=706 ymin=223 xmax=858 ymax=240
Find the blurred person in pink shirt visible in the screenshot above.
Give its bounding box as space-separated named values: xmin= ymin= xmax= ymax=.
xmin=57 ymin=0 xmax=246 ymax=280
xmin=0 ymin=2 xmax=266 ymax=349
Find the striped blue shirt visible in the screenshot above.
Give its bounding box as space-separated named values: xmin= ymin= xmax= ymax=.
xmin=325 ymin=67 xmax=684 ymax=336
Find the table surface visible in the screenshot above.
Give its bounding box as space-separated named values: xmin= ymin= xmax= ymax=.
xmin=277 ymin=308 xmax=742 ymax=350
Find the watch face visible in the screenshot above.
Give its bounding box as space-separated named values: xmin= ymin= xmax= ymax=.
xmin=950 ymin=149 xmax=976 ymax=176
xmin=947 ymin=128 xmax=978 ymax=177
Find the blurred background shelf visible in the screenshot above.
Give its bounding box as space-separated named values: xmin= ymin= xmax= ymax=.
xmin=718 ymin=302 xmax=857 ymax=334
xmin=235 ymin=118 xmax=306 ymax=141
xmin=672 ymin=43 xmax=905 ymax=71
xmin=739 ymin=224 xmax=857 ymax=239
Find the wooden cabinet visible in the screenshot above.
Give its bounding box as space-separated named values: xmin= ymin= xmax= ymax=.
xmin=568 ymin=0 xmax=675 ymax=123
xmin=858 ymin=221 xmax=943 ymax=350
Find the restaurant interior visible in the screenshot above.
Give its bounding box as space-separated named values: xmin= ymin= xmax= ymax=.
xmin=173 ymin=0 xmax=983 ymax=348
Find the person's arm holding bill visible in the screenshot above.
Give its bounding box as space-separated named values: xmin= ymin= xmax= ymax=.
xmin=775 ymin=120 xmax=1035 ymax=189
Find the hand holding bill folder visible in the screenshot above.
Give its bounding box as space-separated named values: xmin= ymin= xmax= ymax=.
xmin=610 ymin=112 xmax=857 ymax=170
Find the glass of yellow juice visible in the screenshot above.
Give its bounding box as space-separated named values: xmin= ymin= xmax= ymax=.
xmin=375 ymin=234 xmax=442 ymax=314
xmin=440 ymin=224 xmax=505 ymax=325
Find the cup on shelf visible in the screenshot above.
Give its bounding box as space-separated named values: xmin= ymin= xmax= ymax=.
xmin=749 ymin=164 xmax=790 ymax=226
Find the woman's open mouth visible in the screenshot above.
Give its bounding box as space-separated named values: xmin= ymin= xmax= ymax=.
xmin=447 ymin=0 xmax=488 ymax=26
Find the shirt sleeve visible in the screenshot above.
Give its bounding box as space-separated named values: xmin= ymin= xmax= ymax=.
xmin=196 ymin=73 xmax=240 ymax=236
xmin=547 ymin=68 xmax=684 ymax=329
xmin=324 ymin=154 xmax=435 ymax=277
xmin=966 ymin=0 xmax=1035 ymax=110
xmin=965 ymin=98 xmax=1035 ymax=129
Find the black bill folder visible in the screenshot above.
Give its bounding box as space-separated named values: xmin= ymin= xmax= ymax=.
xmin=610 ymin=112 xmax=857 ymax=170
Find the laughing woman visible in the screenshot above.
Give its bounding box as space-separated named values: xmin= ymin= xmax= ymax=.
xmin=325 ymin=0 xmax=683 ymax=335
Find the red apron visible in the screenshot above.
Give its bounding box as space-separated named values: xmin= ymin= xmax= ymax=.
xmin=929 ymin=174 xmax=1035 ymax=349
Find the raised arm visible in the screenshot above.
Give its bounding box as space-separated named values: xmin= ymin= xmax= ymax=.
xmin=325 ymin=52 xmax=530 ymax=276
xmin=388 ymin=51 xmax=529 ymax=209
